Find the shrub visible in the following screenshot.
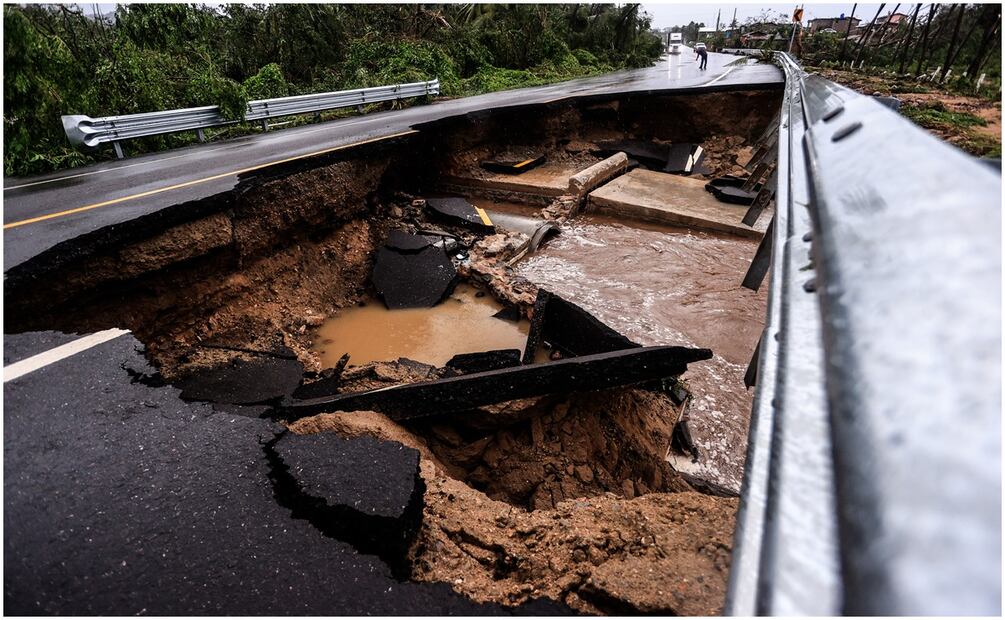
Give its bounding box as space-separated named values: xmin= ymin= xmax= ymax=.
xmin=243 ymin=63 xmax=289 ymax=100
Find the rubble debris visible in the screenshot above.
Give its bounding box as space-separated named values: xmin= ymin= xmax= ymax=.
xmin=709 ymin=185 xmax=758 ymax=206
xmin=372 ymin=246 xmax=457 ymax=309
xmin=272 ymin=432 xmax=425 ymax=577
xmin=175 ymin=355 xmax=304 ymax=405
xmin=426 ymin=197 xmax=495 ymax=233
xmin=445 ymin=349 xmax=522 ymax=375
xmin=705 ymin=175 xmax=762 ymax=206
xmin=671 ymin=416 xmax=701 ymax=463
xmin=480 ymin=154 xmax=546 ymax=174
xmin=568 ymin=152 xmax=629 ymax=197
xmin=282 ymin=346 xmax=712 ymax=421
xmin=523 ymin=290 xmax=640 ymax=361
xmin=492 ymin=305 xmax=523 ymax=322
xmin=292 ymin=353 xmax=350 ymax=400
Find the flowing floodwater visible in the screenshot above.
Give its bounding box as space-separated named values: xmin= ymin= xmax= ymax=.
xmin=312 ymin=283 xmax=530 ymax=367
xmin=518 ymin=213 xmax=768 ymax=492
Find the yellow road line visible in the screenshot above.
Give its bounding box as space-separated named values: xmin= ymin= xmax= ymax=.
xmin=3 ymin=130 xmax=418 ymax=230
xmin=474 ymin=206 xmax=493 ymax=227
xmin=513 ymin=158 xmax=536 ymax=168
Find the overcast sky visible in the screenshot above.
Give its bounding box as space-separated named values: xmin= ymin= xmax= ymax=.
xmin=641 ymin=3 xmax=892 ymax=29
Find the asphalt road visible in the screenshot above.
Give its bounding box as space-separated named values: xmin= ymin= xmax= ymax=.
xmin=2 ymin=49 xmax=781 ymax=270
xmin=3 ymin=331 xmax=567 ymax=614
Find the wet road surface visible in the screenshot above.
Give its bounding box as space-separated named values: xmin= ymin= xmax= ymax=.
xmin=2 ymin=51 xmax=781 ymax=271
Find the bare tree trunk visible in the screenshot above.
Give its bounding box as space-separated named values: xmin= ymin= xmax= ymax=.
xmin=853 ymin=3 xmax=887 ymax=66
xmin=942 ymin=5 xmax=982 ymax=79
xmin=897 ymin=3 xmax=922 ymax=73
xmin=913 ymin=4 xmax=937 ymax=75
xmin=973 ymin=23 xmax=1001 ymax=76
xmin=920 ymin=4 xmax=951 ymax=75
xmin=839 ymin=3 xmax=858 ymax=63
xmin=939 ymin=4 xmax=966 ymax=80
xmin=966 ymin=4 xmax=1002 ymax=77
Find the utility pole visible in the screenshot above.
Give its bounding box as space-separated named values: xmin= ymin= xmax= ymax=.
xmin=716 ymin=8 xmax=721 ymax=31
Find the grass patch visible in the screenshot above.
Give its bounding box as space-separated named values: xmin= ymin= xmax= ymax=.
xmin=901 ymin=100 xmax=988 ymax=130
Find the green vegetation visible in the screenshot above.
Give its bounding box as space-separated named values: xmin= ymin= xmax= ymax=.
xmin=901 ymin=100 xmax=987 ymax=129
xmin=3 ymin=3 xmax=662 ymax=177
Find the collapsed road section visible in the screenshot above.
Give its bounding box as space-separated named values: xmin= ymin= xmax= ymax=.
xmin=4 ymin=85 xmax=780 ymax=614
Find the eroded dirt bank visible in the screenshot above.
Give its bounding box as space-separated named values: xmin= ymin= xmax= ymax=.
xmin=4 ymin=87 xmax=781 ymax=614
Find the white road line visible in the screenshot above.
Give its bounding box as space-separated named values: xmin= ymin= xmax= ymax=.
xmin=704 ymin=67 xmax=736 ymax=87
xmin=4 ymin=328 xmax=130 ymax=383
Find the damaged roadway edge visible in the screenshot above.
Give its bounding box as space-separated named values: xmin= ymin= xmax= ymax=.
xmin=281 ymin=346 xmax=712 ymax=420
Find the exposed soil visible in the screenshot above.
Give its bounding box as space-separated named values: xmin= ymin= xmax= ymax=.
xmin=4 ymin=88 xmax=782 ymax=615
xmin=288 ymin=408 xmax=737 ymax=615
xmin=809 ymin=66 xmax=1002 ymax=157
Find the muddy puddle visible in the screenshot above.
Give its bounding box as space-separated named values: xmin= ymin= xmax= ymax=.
xmin=312 ymin=284 xmax=531 ymax=367
xmin=517 ymin=214 xmax=768 ymax=493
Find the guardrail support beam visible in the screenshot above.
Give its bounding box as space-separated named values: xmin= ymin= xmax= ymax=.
xmin=112 ymin=141 xmax=124 ymax=160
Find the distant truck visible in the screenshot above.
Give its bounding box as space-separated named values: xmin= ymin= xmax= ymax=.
xmin=669 ymin=32 xmax=683 ymax=54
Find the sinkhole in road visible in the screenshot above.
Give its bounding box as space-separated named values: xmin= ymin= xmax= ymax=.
xmin=4 ymin=86 xmax=782 ymax=614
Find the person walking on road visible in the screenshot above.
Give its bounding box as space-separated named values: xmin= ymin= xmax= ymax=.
xmin=696 ymin=45 xmax=708 ymax=70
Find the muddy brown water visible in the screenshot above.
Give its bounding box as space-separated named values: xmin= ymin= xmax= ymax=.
xmin=517 ymin=212 xmax=768 ymax=493
xmin=312 ymin=283 xmax=531 ymax=367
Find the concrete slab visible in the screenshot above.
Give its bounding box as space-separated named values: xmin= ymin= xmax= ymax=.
xmin=442 ymin=162 xmax=582 ymax=201
xmin=587 ymin=169 xmax=768 ymax=238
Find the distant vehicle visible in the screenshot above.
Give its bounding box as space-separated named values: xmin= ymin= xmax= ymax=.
xmin=669 ymin=32 xmax=682 ymax=54
xmin=695 ymin=42 xmax=707 ymax=51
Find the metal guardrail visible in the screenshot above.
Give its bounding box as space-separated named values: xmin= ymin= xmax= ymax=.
xmin=61 ymin=79 xmax=440 ymax=158
xmin=727 ymin=52 xmax=1001 ymax=615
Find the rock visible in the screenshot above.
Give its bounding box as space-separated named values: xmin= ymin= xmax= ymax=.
xmin=621 ymin=479 xmax=635 ymax=499
xmin=574 ymin=465 xmax=595 ymax=484
xmin=531 ymin=416 xmax=546 ymax=447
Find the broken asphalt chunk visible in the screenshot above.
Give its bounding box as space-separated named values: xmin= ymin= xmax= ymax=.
xmin=385 ymin=229 xmax=439 ymax=253
xmin=272 ymin=433 xmax=424 ymax=575
xmin=664 ymin=143 xmax=703 ymax=174
xmin=281 ymin=346 xmax=712 ymax=421
xmin=480 ymin=154 xmax=546 ymax=174
xmin=425 ymin=197 xmax=495 ymax=233
xmin=705 ymin=176 xmax=762 ymax=205
xmin=372 ymin=246 xmax=457 ymax=309
xmin=175 ymin=356 xmax=304 ymax=405
xmin=445 ymin=349 xmax=522 ymax=375
xmin=593 ymin=139 xmax=669 ymax=169
xmin=523 ymin=289 xmax=639 ymax=362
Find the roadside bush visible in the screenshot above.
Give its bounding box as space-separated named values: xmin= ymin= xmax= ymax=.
xmin=243 ymin=63 xmax=289 ymax=101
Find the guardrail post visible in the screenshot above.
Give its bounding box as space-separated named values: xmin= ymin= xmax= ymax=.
xmin=356 ymin=104 xmax=365 ymax=114
xmin=112 ymin=141 xmax=124 ymax=160
xmin=196 ymin=128 xmax=206 ymax=143
xmin=260 ymin=120 xmax=269 ymax=132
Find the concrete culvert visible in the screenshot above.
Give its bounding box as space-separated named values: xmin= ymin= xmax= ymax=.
xmin=4 ymin=87 xmax=781 ymax=615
